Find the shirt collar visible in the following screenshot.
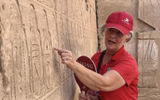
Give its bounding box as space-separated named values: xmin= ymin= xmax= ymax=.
xmin=111 ymin=46 xmax=125 ymax=61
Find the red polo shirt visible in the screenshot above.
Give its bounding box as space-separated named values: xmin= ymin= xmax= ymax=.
xmin=91 ymin=46 xmax=139 ymax=100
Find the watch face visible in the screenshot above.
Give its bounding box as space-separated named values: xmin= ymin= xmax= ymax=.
xmin=74 ymin=56 xmax=97 ymax=93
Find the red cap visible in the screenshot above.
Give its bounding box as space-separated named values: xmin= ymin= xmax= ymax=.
xmin=106 ymin=11 xmax=133 ymax=34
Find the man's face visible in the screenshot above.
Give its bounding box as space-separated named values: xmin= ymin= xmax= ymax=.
xmin=105 ymin=28 xmax=127 ymax=52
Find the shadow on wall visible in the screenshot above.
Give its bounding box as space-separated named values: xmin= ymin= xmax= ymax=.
xmin=0 ymin=19 xmax=10 ymax=95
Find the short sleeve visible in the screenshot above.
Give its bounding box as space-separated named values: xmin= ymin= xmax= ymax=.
xmin=112 ymin=59 xmax=139 ymax=86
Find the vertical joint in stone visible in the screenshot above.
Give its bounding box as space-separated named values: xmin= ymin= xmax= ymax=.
xmin=95 ymin=0 xmax=100 ymax=51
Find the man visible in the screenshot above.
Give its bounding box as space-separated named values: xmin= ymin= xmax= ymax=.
xmin=55 ymin=11 xmax=139 ymax=100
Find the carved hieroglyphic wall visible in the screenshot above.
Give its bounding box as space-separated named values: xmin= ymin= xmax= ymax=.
xmin=97 ymin=0 xmax=160 ymax=99
xmin=138 ymin=0 xmax=160 ymax=99
xmin=0 ymin=0 xmax=97 ymax=100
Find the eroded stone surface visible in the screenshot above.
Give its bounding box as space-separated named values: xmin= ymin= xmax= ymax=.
xmin=0 ymin=0 xmax=97 ymax=100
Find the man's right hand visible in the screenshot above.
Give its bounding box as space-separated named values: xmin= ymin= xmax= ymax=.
xmin=79 ymin=91 xmax=99 ymax=100
xmin=79 ymin=91 xmax=90 ymax=100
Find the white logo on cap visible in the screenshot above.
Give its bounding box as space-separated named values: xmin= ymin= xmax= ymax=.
xmin=122 ymin=18 xmax=129 ymax=24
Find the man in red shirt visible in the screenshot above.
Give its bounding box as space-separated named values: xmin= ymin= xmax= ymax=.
xmin=55 ymin=11 xmax=139 ymax=100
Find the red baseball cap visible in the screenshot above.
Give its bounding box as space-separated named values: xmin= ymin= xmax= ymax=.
xmin=106 ymin=11 xmax=133 ymax=34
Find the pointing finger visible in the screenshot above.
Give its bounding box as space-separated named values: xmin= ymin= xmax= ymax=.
xmin=54 ymin=48 xmax=63 ymax=52
xmin=54 ymin=48 xmax=70 ymax=53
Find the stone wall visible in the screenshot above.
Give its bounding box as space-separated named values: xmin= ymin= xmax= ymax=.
xmin=97 ymin=0 xmax=160 ymax=99
xmin=0 ymin=0 xmax=97 ymax=100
